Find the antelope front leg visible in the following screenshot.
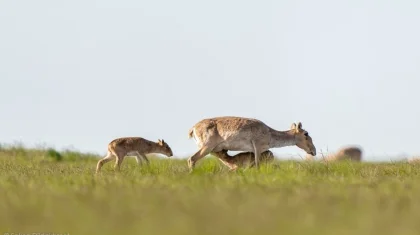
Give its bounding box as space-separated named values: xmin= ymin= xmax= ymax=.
xmin=139 ymin=152 xmax=150 ymax=166
xmin=114 ymin=155 xmax=125 ymax=171
xmin=252 ymin=141 xmax=261 ymax=169
xmin=96 ymin=152 xmax=115 ymax=174
xmin=135 ymin=151 xmax=149 ymax=166
xmin=187 ymin=146 xmax=212 ymax=172
xmin=134 ymin=155 xmax=142 ymax=165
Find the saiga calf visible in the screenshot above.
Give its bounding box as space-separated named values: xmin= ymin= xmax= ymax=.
xmin=96 ymin=137 xmax=173 ymax=173
xmin=213 ymin=149 xmax=274 ymax=171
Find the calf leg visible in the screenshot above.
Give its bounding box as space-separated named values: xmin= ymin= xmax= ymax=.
xmin=228 ymin=164 xmax=239 ymax=172
xmin=216 ymin=156 xmax=237 ymax=171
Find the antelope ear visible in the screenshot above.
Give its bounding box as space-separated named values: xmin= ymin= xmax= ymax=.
xmin=297 ymin=122 xmax=302 ymax=130
xmin=157 ymin=139 xmax=162 ymax=144
xmin=161 ymin=139 xmax=165 ymax=144
xmin=291 ymin=123 xmax=297 ymax=130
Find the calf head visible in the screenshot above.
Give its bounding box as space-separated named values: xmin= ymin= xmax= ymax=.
xmin=157 ymin=139 xmax=173 ymax=157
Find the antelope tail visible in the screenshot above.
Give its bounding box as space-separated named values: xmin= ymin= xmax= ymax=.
xmin=188 ymin=127 xmax=194 ymax=139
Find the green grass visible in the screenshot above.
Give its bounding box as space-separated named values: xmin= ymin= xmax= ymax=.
xmin=1 ymin=146 xmax=420 ymax=235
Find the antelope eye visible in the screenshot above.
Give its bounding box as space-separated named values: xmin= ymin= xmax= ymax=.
xmin=304 ymin=132 xmax=309 ymax=136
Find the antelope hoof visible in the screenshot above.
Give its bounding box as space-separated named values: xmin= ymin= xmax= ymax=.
xmin=229 ymin=167 xmax=238 ymax=172
xmin=187 ymin=158 xmax=195 ymax=168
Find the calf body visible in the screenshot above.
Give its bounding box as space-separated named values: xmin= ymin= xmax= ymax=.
xmin=213 ymin=150 xmax=274 ymax=171
xmin=96 ymin=137 xmax=173 ymax=173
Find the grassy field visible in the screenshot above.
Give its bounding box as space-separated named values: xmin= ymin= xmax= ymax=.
xmin=1 ymin=145 xmax=420 ymax=235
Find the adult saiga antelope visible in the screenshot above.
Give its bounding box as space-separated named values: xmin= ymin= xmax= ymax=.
xmin=213 ymin=149 xmax=274 ymax=171
xmin=187 ymin=116 xmax=316 ymax=171
xmin=96 ymin=137 xmax=173 ymax=173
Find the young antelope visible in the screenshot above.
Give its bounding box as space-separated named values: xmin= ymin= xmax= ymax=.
xmin=213 ymin=149 xmax=274 ymax=171
xmin=96 ymin=137 xmax=173 ymax=173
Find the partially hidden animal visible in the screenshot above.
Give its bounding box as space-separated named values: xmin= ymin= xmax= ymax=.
xmin=212 ymin=149 xmax=274 ymax=171
xmin=408 ymin=158 xmax=420 ymax=163
xmin=312 ymin=146 xmax=362 ymax=162
xmin=96 ymin=137 xmax=173 ymax=173
xmin=187 ymin=116 xmax=316 ymax=171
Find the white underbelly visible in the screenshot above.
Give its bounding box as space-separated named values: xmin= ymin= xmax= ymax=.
xmin=214 ymin=141 xmax=258 ymax=152
xmin=126 ymin=151 xmax=139 ymax=156
xmin=216 ymin=138 xmax=271 ymax=152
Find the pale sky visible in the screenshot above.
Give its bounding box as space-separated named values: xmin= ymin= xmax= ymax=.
xmin=1 ymin=0 xmax=419 ymax=161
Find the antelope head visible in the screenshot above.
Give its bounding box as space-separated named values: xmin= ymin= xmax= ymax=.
xmin=290 ymin=122 xmax=316 ymax=157
xmin=157 ymin=139 xmax=173 ymax=157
